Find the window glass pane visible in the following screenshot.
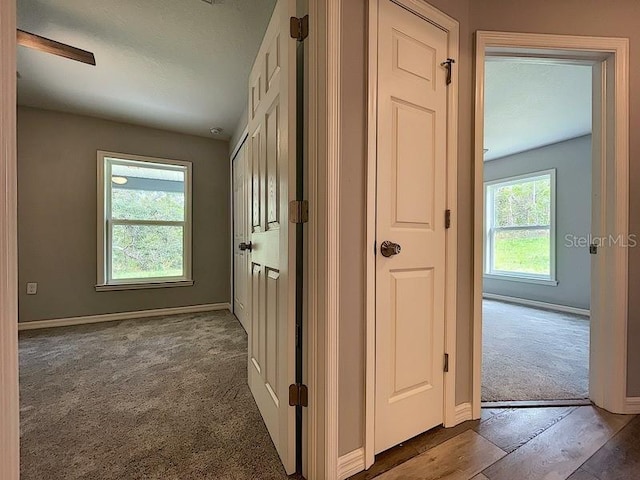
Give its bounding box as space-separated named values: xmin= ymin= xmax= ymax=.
xmin=111 ymin=224 xmax=184 ymax=280
xmin=110 ymin=162 xmax=185 ymax=221
xmin=493 ymin=228 xmax=550 ymax=275
xmin=492 ymin=175 xmax=551 ymax=227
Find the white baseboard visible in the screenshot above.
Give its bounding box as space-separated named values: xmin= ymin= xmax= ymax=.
xmin=18 ymin=303 xmax=231 ymax=331
xmin=454 ymin=402 xmax=473 ymax=424
xmin=483 ymin=293 xmax=590 ymax=317
xmin=624 ymin=397 xmax=640 ymax=414
xmin=337 ymin=447 xmax=365 ymax=480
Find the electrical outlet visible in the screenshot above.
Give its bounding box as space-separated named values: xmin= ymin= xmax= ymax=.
xmin=26 ymin=282 xmax=38 ymax=295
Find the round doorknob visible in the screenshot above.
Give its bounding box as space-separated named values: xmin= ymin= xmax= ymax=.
xmin=380 ymin=240 xmax=401 ymax=257
xmin=239 ymin=242 xmax=253 ymax=252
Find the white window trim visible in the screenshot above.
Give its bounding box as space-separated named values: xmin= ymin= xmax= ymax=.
xmin=484 ymin=169 xmax=557 ymax=284
xmin=96 ymin=150 xmax=193 ymax=291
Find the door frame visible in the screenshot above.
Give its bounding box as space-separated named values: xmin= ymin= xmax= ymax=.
xmin=473 ymin=31 xmax=630 ymax=417
xmin=230 ymin=129 xmax=248 ymax=324
xmin=0 ymin=0 xmax=19 ymax=476
xmin=364 ymin=0 xmax=460 ymax=469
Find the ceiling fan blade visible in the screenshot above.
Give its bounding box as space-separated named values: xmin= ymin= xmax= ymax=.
xmin=17 ymin=29 xmax=96 ymax=66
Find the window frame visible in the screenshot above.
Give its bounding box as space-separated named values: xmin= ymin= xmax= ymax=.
xmin=96 ymin=151 xmax=193 ymax=291
xmin=484 ymin=169 xmax=557 ymax=285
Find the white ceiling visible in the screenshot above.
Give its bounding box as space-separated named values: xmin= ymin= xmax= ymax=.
xmin=484 ymin=60 xmax=592 ymax=161
xmin=17 ymin=0 xmax=277 ymax=139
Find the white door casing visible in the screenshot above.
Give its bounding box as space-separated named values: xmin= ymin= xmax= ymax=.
xmin=246 ymin=0 xmax=297 ymax=473
xmin=233 ymin=141 xmax=249 ymax=332
xmin=374 ymin=0 xmax=449 ymax=454
xmin=472 ymin=32 xmax=630 ymax=418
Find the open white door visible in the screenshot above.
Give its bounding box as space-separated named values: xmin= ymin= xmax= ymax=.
xmin=233 ymin=141 xmax=249 ymax=332
xmin=374 ymin=0 xmax=449 ymax=454
xmin=246 ymin=0 xmax=296 ymax=473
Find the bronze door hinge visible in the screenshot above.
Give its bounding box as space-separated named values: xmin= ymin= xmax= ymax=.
xmin=290 ymin=15 xmax=309 ymax=42
xmin=289 ymin=200 xmax=309 ymax=224
xmin=289 ymin=383 xmax=308 ymax=407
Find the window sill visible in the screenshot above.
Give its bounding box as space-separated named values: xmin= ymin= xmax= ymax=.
xmin=483 ymin=274 xmax=558 ymax=286
xmin=95 ymin=280 xmax=194 ymax=292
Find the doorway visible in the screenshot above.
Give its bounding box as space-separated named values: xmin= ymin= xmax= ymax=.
xmin=3 ymin=0 xmax=302 ymax=477
xmin=481 ymin=58 xmax=592 ymax=404
xmin=473 ymin=32 xmax=630 ymax=416
xmin=232 ymin=135 xmax=249 ymax=333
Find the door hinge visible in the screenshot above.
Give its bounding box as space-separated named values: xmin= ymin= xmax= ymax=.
xmin=589 ymin=243 xmax=598 ymax=255
xmin=290 ymin=15 xmax=309 ymax=42
xmin=445 ymin=209 xmax=451 ymax=229
xmin=289 ymin=200 xmax=309 ymax=224
xmin=444 ymin=353 xmax=449 ymax=373
xmin=289 ymin=383 xmax=308 ymax=407
xmin=440 ymin=58 xmax=455 ymax=85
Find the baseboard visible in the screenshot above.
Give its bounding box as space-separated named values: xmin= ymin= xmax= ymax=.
xmin=624 ymin=397 xmax=640 ymax=414
xmin=18 ymin=303 xmax=231 ymax=331
xmin=454 ymin=402 xmax=473 ymax=424
xmin=483 ymin=293 xmax=590 ymax=316
xmin=337 ymin=447 xmax=365 ymax=480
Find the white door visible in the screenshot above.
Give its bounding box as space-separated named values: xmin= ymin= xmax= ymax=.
xmin=233 ymin=141 xmax=249 ymax=332
xmin=375 ymin=0 xmax=449 ymax=454
xmin=246 ymin=0 xmax=296 ymax=473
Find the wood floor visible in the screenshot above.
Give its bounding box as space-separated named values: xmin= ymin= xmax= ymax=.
xmin=349 ymin=406 xmax=639 ymax=480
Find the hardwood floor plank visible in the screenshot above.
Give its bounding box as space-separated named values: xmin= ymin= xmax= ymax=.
xmin=580 ymin=415 xmax=640 ymax=480
xmin=376 ymin=430 xmax=505 ymax=480
xmin=479 ymin=408 xmax=511 ymax=423
xmin=349 ymin=421 xmax=480 ymax=479
xmin=482 ymin=406 xmax=632 ymax=480
xmin=566 ymin=468 xmax=600 ymax=480
xmin=403 ymin=419 xmax=480 ymax=455
xmin=348 ymin=442 xmax=420 ymax=480
xmin=475 ymin=406 xmax=576 ymax=453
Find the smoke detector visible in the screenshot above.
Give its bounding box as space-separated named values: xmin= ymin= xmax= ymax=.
xmin=210 ymin=127 xmax=224 ymax=136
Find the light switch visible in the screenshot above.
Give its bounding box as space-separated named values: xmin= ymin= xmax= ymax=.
xmin=26 ymin=282 xmax=38 ymax=295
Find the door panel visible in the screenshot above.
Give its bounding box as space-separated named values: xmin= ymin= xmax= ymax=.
xmin=246 ymin=0 xmax=296 ymax=473
xmin=233 ymin=142 xmax=249 ymax=332
xmin=375 ymin=0 xmax=449 ymax=454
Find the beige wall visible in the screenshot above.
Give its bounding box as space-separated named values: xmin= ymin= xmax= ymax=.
xmin=338 ymin=0 xmax=640 ymax=455
xmin=18 ymin=106 xmax=230 ymax=322
xmin=339 ymin=0 xmax=368 ymax=455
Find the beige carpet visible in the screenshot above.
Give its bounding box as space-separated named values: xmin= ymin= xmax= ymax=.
xmin=482 ymin=299 xmax=590 ymax=402
xmin=19 ymin=311 xmax=289 ymax=480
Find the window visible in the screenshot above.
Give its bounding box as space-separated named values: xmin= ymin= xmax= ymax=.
xmin=97 ymin=151 xmax=192 ymax=290
xmin=484 ymin=169 xmax=556 ymax=284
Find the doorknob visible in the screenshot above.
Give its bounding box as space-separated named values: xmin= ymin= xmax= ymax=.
xmin=239 ymin=242 xmax=253 ymax=252
xmin=380 ymin=240 xmax=401 ymax=257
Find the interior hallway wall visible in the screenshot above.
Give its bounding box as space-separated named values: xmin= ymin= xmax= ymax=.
xmin=18 ymin=106 xmax=230 ymax=322
xmin=338 ymin=0 xmax=473 ymax=456
xmin=337 ymin=0 xmax=640 ymax=457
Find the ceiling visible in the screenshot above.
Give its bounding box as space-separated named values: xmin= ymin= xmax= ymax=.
xmin=484 ymin=60 xmax=592 ymax=161
xmin=17 ymin=0 xmax=277 ymax=139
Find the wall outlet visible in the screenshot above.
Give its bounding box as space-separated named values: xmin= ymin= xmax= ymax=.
xmin=26 ymin=282 xmax=38 ymax=295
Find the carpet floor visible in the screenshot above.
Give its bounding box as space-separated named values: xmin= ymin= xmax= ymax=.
xmin=482 ymin=299 xmax=590 ymax=402
xmin=19 ymin=311 xmax=289 ymax=480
